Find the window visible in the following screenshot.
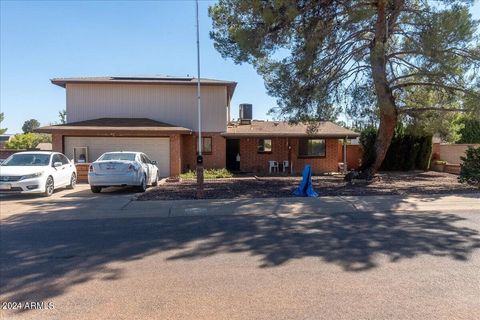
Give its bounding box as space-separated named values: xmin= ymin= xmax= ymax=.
xmin=197 ymin=137 xmax=212 ymax=154
xmin=51 ymin=154 xmax=62 ymax=166
xmin=73 ymin=147 xmax=88 ymax=163
xmin=143 ymin=154 xmax=152 ymax=164
xmin=2 ymin=153 xmax=50 ymax=166
xmin=257 ymin=139 xmax=272 ymax=153
xmin=298 ymin=139 xmax=326 ymax=157
xmin=99 ymin=152 xmax=136 ymax=161
xmin=59 ymin=154 xmax=70 ymax=165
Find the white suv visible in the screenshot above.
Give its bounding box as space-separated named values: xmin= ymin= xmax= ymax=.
xmin=0 ymin=151 xmax=77 ymax=196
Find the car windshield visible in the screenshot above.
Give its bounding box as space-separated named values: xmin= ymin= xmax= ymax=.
xmin=1 ymin=153 xmax=51 ymax=166
xmin=98 ymin=153 xmax=136 ymax=161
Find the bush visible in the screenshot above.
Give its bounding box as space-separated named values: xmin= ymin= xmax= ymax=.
xmin=359 ymin=127 xmax=377 ymax=169
xmin=360 ymin=128 xmax=432 ymax=171
xmin=457 ymin=118 xmax=480 ymax=143
xmin=180 ymin=168 xmax=233 ymax=180
xmin=5 ymin=133 xmax=51 ymax=150
xmin=459 ymin=146 xmax=480 ymax=187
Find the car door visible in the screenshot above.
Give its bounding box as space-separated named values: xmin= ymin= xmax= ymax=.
xmin=59 ymin=154 xmax=74 ymax=184
xmin=138 ymin=154 xmax=150 ymax=183
xmin=143 ymin=154 xmax=156 ymax=182
xmin=50 ymin=154 xmax=68 ymax=186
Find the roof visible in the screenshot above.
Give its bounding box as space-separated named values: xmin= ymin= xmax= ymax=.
xmin=14 ymin=151 xmax=55 ymax=155
xmin=35 ymin=142 xmax=53 ymax=151
xmin=222 ymin=120 xmax=360 ymax=138
xmin=35 ymin=118 xmax=192 ymax=134
xmin=0 ymin=135 xmax=12 ymax=142
xmin=51 ymin=75 xmax=237 ymax=100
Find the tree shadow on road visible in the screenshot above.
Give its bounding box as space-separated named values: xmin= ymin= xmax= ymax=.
xmin=1 ymin=207 xmax=480 ymax=312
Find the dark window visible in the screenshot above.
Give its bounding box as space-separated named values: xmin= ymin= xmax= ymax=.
xmin=298 ymin=139 xmax=326 ymax=157
xmin=59 ymin=154 xmax=70 ymax=165
xmin=2 ymin=153 xmax=50 ymax=166
xmin=143 ymin=154 xmax=152 ymax=164
xmin=197 ymin=137 xmax=212 ymax=154
xmin=257 ymin=139 xmax=272 ymax=153
xmin=52 ymin=154 xmax=62 ymax=165
xmin=99 ymin=153 xmax=136 ymax=161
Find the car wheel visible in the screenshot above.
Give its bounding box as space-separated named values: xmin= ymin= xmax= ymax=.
xmin=67 ymin=173 xmax=77 ymax=189
xmin=152 ymin=172 xmax=159 ymax=186
xmin=137 ymin=175 xmax=147 ymax=192
xmin=91 ymin=186 xmax=102 ymax=193
xmin=43 ymin=176 xmax=54 ymax=197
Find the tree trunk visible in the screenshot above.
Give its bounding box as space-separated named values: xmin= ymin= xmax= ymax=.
xmin=367 ymin=0 xmax=398 ymax=175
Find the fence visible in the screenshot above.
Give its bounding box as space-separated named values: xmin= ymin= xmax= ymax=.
xmin=0 ymin=149 xmax=25 ymax=159
xmin=433 ymin=143 xmax=480 ymax=164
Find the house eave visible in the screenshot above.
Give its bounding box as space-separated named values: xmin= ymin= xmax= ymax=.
xmin=220 ymin=132 xmax=360 ymax=138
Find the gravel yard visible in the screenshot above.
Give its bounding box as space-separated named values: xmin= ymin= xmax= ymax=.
xmin=137 ymin=171 xmax=479 ymax=201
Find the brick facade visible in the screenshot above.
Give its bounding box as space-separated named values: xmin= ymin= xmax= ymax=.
xmin=237 ymin=137 xmax=341 ymax=174
xmin=49 ymin=132 xmax=360 ymax=177
xmin=181 ymin=133 xmax=226 ymax=172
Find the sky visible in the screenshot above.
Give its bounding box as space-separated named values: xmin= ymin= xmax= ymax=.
xmin=1 ymin=0 xmax=480 ymax=134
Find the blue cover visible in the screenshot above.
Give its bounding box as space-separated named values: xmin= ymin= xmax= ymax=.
xmin=293 ymin=165 xmax=318 ymax=197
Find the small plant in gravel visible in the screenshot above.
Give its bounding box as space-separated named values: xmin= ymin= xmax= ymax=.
xmin=180 ymin=168 xmax=233 ymax=180
xmin=459 ymin=147 xmax=480 ymax=187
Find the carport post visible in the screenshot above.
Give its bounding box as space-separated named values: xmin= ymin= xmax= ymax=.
xmin=343 ymin=137 xmax=347 ymax=174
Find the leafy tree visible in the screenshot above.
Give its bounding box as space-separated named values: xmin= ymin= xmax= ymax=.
xmin=22 ymin=119 xmax=40 ymax=133
xmin=58 ymin=109 xmax=67 ymax=124
xmin=6 ymin=133 xmax=40 ymax=150
xmin=5 ymin=133 xmax=51 ymax=150
xmin=210 ymin=0 xmax=480 ymax=174
xmin=0 ymin=112 xmax=7 ymax=134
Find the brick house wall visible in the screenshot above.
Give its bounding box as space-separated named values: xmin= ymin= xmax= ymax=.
xmin=181 ymin=133 xmax=226 ymax=172
xmin=238 ymin=137 xmax=341 ymax=174
xmin=337 ymin=143 xmax=362 ymax=170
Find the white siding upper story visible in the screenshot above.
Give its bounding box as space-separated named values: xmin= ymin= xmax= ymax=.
xmin=66 ymin=83 xmax=229 ymax=132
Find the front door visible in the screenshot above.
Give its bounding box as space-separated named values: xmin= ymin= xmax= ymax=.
xmin=226 ymin=139 xmax=240 ymax=172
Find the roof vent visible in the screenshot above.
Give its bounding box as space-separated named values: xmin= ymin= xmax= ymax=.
xmin=239 ymin=104 xmax=252 ymax=125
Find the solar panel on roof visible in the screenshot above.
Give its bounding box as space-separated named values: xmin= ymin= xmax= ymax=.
xmin=111 ymin=76 xmax=194 ymax=81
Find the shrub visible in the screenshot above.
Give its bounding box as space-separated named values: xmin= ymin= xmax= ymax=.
xmin=359 ymin=128 xmax=432 ymax=171
xmin=180 ymin=168 xmax=233 ymax=180
xmin=459 ymin=146 xmax=480 ymax=187
xmin=359 ymin=127 xmax=377 ymax=170
xmin=457 ymin=118 xmax=480 ymax=143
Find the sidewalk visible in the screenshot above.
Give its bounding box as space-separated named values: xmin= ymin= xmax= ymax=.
xmin=2 ymin=192 xmax=479 ymax=223
xmin=126 ymin=193 xmax=480 ymax=218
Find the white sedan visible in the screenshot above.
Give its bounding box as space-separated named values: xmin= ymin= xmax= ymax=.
xmin=0 ymin=151 xmax=77 ymax=196
xmin=88 ymin=151 xmax=159 ymax=193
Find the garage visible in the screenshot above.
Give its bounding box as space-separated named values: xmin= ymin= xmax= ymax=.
xmin=64 ymin=137 xmax=171 ymax=177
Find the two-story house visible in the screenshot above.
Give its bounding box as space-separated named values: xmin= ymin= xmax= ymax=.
xmin=37 ymin=76 xmax=359 ymax=178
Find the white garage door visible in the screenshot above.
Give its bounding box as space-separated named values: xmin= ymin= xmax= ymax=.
xmin=64 ymin=137 xmax=170 ymax=177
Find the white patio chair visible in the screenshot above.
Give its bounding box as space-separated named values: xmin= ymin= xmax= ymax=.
xmin=268 ymin=161 xmax=279 ymax=173
xmin=283 ymin=160 xmax=289 ymax=173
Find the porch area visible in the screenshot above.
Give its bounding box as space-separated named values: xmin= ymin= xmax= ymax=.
xmin=225 ymin=137 xmax=348 ymax=175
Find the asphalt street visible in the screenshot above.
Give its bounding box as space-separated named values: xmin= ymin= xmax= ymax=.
xmin=1 ymin=187 xmax=479 ymax=320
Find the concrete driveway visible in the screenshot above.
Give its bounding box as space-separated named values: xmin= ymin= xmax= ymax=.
xmin=1 ymin=187 xmax=479 ymax=320
xmin=0 ymin=184 xmax=138 ymax=220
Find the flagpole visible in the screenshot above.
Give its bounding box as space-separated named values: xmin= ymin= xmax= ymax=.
xmin=195 ymin=0 xmax=204 ymax=198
